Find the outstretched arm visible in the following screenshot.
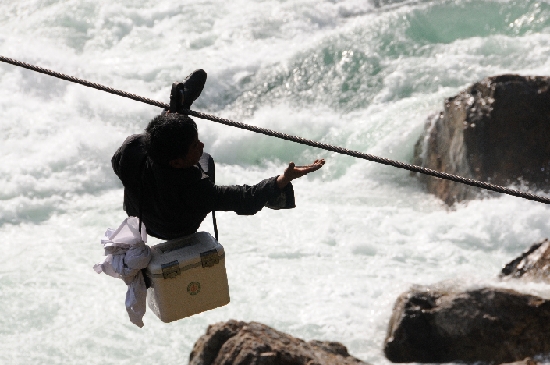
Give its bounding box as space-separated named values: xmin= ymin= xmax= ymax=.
xmin=208 ymin=159 xmax=325 ymax=215
xmin=276 ymin=159 xmax=325 ymax=190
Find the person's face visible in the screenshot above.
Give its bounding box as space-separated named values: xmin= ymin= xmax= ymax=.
xmin=184 ymin=134 xmax=204 ymax=166
xmin=168 ymin=134 xmax=204 ymax=169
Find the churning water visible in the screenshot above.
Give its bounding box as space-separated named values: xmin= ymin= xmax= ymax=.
xmin=1 ymin=0 xmax=550 ymax=364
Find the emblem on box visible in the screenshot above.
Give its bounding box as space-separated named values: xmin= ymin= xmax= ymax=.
xmin=187 ymin=282 xmax=201 ymax=295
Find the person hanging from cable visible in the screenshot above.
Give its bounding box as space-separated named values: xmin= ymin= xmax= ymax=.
xmin=111 ymin=69 xmax=325 ymax=240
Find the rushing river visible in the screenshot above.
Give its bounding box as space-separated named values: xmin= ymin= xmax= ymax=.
xmin=1 ymin=0 xmax=550 ymax=364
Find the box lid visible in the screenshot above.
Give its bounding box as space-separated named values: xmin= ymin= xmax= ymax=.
xmin=147 ymin=232 xmax=224 ymax=278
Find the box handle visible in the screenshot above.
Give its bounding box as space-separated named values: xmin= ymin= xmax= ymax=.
xmin=200 ymin=249 xmax=220 ymax=268
xmin=161 ymin=260 xmax=181 ymax=279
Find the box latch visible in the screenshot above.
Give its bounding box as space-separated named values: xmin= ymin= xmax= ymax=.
xmin=200 ymin=249 xmax=220 ymax=268
xmin=161 ymin=260 xmax=181 ymax=279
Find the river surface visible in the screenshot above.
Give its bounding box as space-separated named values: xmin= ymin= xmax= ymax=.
xmin=1 ymin=0 xmax=550 ymax=364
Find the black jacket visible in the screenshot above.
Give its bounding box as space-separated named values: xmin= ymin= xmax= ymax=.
xmin=111 ymin=134 xmax=295 ymax=239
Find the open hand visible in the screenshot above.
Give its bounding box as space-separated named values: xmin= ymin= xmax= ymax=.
xmin=276 ymin=159 xmax=325 ymax=189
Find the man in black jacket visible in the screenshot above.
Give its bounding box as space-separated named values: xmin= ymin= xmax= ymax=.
xmin=111 ymin=71 xmax=324 ymax=239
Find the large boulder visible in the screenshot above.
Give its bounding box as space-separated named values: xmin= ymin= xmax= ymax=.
xmin=501 ymin=358 xmax=540 ymax=365
xmin=412 ymin=75 xmax=550 ymax=205
xmin=384 ymin=287 xmax=550 ymax=363
xmin=189 ymin=320 xmax=370 ymax=365
xmin=500 ymin=239 xmax=550 ymax=283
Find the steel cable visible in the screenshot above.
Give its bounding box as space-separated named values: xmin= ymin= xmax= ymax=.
xmin=2 ymin=54 xmax=550 ymax=205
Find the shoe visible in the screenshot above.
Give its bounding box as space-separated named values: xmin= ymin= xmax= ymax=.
xmin=169 ymin=69 xmax=207 ymax=113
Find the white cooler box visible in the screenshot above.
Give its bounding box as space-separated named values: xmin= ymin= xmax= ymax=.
xmin=145 ymin=232 xmax=230 ymax=323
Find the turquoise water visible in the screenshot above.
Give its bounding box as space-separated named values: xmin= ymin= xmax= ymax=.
xmin=1 ymin=0 xmax=550 ymax=364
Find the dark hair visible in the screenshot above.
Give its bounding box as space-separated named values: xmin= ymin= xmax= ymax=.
xmin=144 ymin=113 xmax=198 ymax=165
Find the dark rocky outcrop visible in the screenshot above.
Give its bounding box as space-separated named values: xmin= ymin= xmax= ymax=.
xmin=412 ymin=75 xmax=550 ymax=205
xmin=500 ymin=358 xmax=540 ymax=365
xmin=189 ymin=320 xmax=370 ymax=365
xmin=501 ymin=239 xmax=550 ymax=283
xmin=384 ymin=287 xmax=550 ymax=363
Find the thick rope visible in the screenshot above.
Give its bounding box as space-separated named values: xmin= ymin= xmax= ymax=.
xmin=2 ymin=54 xmax=550 ymax=205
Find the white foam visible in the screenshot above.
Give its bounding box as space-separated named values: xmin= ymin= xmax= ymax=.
xmin=1 ymin=0 xmax=550 ymax=364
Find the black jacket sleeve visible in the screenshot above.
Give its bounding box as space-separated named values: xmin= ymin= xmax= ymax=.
xmin=213 ymin=177 xmax=295 ymax=214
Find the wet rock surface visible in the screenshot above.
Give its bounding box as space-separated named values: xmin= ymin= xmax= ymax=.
xmin=500 ymin=358 xmax=540 ymax=365
xmin=384 ymin=287 xmax=550 ymax=364
xmin=501 ymin=239 xmax=550 ymax=283
xmin=412 ymin=74 xmax=550 ymax=205
xmin=189 ymin=320 xmax=370 ymax=365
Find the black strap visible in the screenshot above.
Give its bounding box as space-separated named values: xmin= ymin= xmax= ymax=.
xmin=212 ymin=211 xmax=218 ymax=241
xmin=197 ymin=162 xmax=219 ymax=241
xmin=138 ymin=156 xmax=148 ymax=235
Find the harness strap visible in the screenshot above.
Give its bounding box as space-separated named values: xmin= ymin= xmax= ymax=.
xmin=138 ymin=156 xmax=148 ymax=235
xmin=197 ymin=162 xmax=219 ymax=241
xmin=212 ymin=211 xmax=219 ymax=241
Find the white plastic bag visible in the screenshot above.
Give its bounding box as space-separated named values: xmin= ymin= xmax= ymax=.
xmin=94 ymin=217 xmax=151 ymax=327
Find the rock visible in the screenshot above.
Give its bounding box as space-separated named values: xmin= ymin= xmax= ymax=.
xmin=384 ymin=287 xmax=550 ymax=363
xmin=499 ymin=358 xmax=540 ymax=365
xmin=500 ymin=239 xmax=550 ymax=283
xmin=412 ymin=75 xmax=550 ymax=205
xmin=189 ymin=320 xmax=370 ymax=365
